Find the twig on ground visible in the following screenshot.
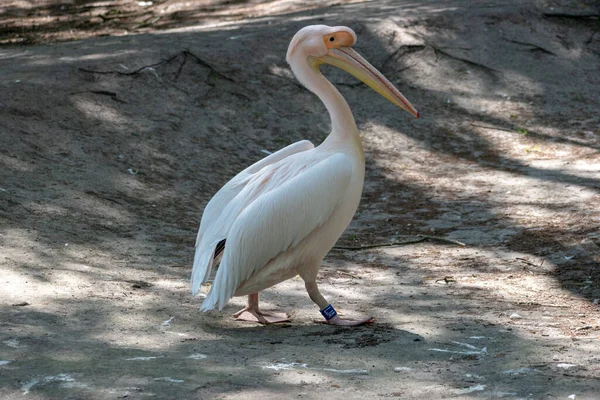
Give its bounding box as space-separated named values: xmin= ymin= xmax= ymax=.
xmin=436 ymin=276 xmax=456 ymax=284
xmin=575 ymin=325 xmax=594 ymax=331
xmin=543 ymin=10 xmax=600 ymax=18
xmin=517 ymin=302 xmax=569 ymax=308
xmin=394 ymin=64 xmax=417 ymax=74
xmin=561 ymin=372 xmax=599 ymax=379
xmin=79 ymin=54 xmax=180 ymax=76
xmin=586 ymin=32 xmax=600 ymax=55
xmin=585 ymin=31 xmax=599 ymax=45
xmin=419 ymin=235 xmax=466 ymax=247
xmin=78 ymin=50 xmax=235 ymax=82
xmin=515 ymin=257 xmax=543 ymax=268
xmin=136 ymin=16 xmax=162 ymax=29
xmin=428 ymin=44 xmax=500 ymax=75
xmin=181 ymin=50 xmax=235 ymax=82
xmin=70 ymin=90 xmax=127 ymax=103
xmin=470 ymin=123 xmax=515 ymax=133
xmin=333 ymin=235 xmax=465 ymax=250
xmin=337 ymin=271 xmax=361 ymax=279
xmin=381 ymin=45 xmax=426 ymax=71
xmin=501 ymin=37 xmax=557 ymax=56
xmin=99 ymin=12 xmax=144 ymax=21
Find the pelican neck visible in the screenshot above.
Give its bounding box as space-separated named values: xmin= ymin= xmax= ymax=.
xmin=290 ymin=56 xmax=361 ymax=146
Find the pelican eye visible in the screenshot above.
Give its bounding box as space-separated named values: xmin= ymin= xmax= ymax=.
xmin=323 ymin=32 xmax=353 ymax=48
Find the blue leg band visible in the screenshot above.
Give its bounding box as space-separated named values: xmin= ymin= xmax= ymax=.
xmin=320 ymin=304 xmax=337 ymax=321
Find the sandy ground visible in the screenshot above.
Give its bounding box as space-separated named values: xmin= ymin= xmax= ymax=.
xmin=1 ymin=0 xmax=600 ymax=399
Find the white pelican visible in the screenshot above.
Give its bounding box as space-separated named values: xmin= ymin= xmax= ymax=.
xmin=191 ymin=25 xmax=419 ymax=326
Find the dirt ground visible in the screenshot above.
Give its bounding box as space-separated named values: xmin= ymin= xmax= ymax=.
xmin=1 ymin=0 xmax=600 ymax=399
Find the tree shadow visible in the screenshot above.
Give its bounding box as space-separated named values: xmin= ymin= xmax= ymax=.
xmin=2 ymin=0 xmax=600 ymax=398
xmin=0 ymin=0 xmax=352 ymax=44
xmin=2 ymin=265 xmax=599 ymax=398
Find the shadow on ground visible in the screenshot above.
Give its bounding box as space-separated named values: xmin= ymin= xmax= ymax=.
xmin=1 ymin=0 xmax=599 ymax=398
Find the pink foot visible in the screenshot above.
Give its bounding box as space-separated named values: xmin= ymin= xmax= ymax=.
xmin=233 ymin=307 xmax=290 ymax=324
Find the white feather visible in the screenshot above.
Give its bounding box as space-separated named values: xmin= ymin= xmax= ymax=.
xmin=191 ymin=140 xmax=314 ymax=294
xmin=199 ymin=152 xmax=352 ymax=310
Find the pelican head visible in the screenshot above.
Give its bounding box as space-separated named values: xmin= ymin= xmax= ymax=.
xmin=286 ymin=25 xmax=419 ymax=118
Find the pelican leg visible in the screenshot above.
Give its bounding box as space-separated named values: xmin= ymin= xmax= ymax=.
xmin=232 ymin=293 xmax=290 ymax=324
xmin=304 ymin=281 xmax=374 ymax=326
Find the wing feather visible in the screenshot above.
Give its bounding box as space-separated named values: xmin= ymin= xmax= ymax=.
xmin=201 ymin=153 xmax=353 ymax=311
xmin=191 ymin=140 xmax=314 ymax=293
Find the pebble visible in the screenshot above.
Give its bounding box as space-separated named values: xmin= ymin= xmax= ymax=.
xmin=557 ymin=363 xmax=577 ymax=369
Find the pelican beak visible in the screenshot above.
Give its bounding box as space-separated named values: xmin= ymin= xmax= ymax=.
xmin=317 ymin=47 xmax=419 ymax=118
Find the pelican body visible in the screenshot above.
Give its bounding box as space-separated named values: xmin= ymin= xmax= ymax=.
xmin=191 ymin=25 xmax=419 ymax=325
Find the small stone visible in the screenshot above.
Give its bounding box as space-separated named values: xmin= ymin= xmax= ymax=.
xmin=557 ymin=363 xmax=577 ymax=369
xmin=509 ymin=313 xmax=523 ymax=320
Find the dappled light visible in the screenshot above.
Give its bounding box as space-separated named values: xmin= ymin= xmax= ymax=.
xmin=1 ymin=0 xmax=600 ymax=398
xmin=0 ymin=0 xmax=365 ymax=44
